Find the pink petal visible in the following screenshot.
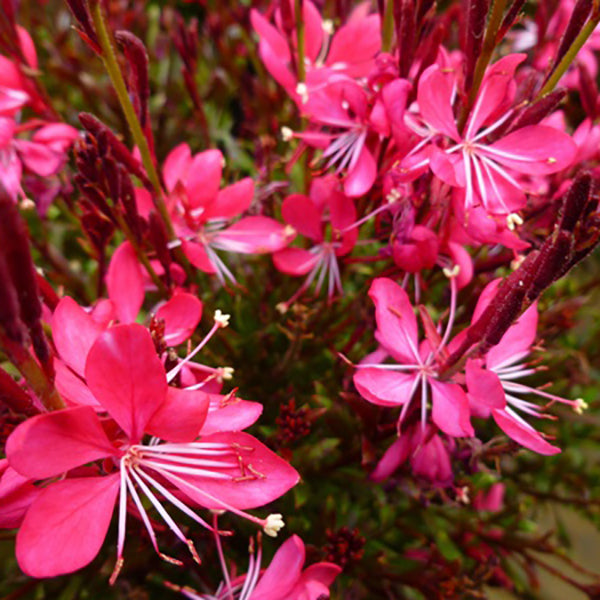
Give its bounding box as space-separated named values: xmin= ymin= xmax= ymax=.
xmin=327 ymin=14 xmax=381 ymax=78
xmin=16 ymin=475 xmax=119 ymax=577
xmin=485 ymin=126 xmax=576 ymax=174
xmin=252 ymin=534 xmax=305 ymax=600
xmin=14 ymin=139 xmax=63 ymax=176
xmin=182 ymin=240 xmax=217 ymax=273
xmin=31 ymin=123 xmax=79 ymax=152
xmin=343 ymin=144 xmax=376 ymax=197
xmin=6 ymin=406 xmax=115 ymax=479
xmin=186 ymin=149 xmax=223 ymax=210
xmin=282 ymin=194 xmax=323 ymax=241
xmin=135 ymin=187 xmax=155 ymax=219
xmin=204 ymin=177 xmax=254 ymax=221
xmin=163 ymin=143 xmax=192 ymax=192
xmin=300 ymin=562 xmax=343 ymax=590
xmin=369 ymin=277 xmax=419 ymax=364
xmin=466 ymin=54 xmax=525 ymax=136
xmin=353 ymin=369 xmax=417 ymax=407
xmin=273 ymin=247 xmax=320 ymax=276
xmin=486 ymin=302 xmax=537 ymax=369
xmin=54 ymin=359 xmax=99 ymax=407
xmin=250 ymin=9 xmax=291 ymax=65
xmin=492 ymin=409 xmax=561 ymax=455
xmin=417 ymin=65 xmax=460 ymax=140
xmin=465 ymin=360 xmax=506 ymax=409
xmin=146 ymin=387 xmax=209 ymax=443
xmin=163 ymin=431 xmax=299 ymax=510
xmin=215 ymin=216 xmax=292 ymax=254
xmin=52 ymin=296 xmax=105 ymax=376
xmin=302 ymin=0 xmax=325 ymax=62
xmin=106 ymin=242 xmax=145 ymax=324
xmin=85 ymin=324 xmax=167 ymax=442
xmin=429 ymin=379 xmax=474 ymax=437
xmin=0 ymin=462 xmax=40 ymax=528
xmin=156 ymin=292 xmax=203 ymax=346
xmin=371 ymin=436 xmax=411 ymax=481
xmin=201 ymin=394 xmax=263 ymax=434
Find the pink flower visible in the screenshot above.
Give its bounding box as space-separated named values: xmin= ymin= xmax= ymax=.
xmin=251 ymin=1 xmax=380 ymax=104
xmin=169 ymin=534 xmax=341 ymax=600
xmin=465 ymin=279 xmax=585 ymax=455
xmin=153 ymin=143 xmax=293 ymax=284
xmin=401 ymin=55 xmax=576 ymax=216
xmin=353 ymin=277 xmax=473 ymax=438
xmin=273 ymin=176 xmax=358 ymax=303
xmin=0 ymin=117 xmax=78 ymax=200
xmin=7 ymin=324 xmax=299 ymax=579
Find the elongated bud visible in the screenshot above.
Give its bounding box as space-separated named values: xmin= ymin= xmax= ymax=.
xmin=0 ymin=188 xmax=48 ymax=365
xmin=464 ymin=0 xmax=490 ymax=90
xmin=65 ymin=0 xmax=101 ymax=54
xmin=0 ymin=366 xmax=38 ymax=416
xmin=0 ymin=254 xmax=24 ymax=343
xmin=395 ymin=0 xmax=416 ymax=78
xmin=149 ymin=212 xmax=171 ymax=284
xmin=578 ymin=62 xmax=598 ymax=119
xmin=79 ymin=113 xmax=151 ymax=185
xmin=559 ymin=172 xmax=592 ymax=233
xmin=496 ymin=0 xmax=527 ymax=41
xmin=549 ymin=0 xmax=593 ymax=76
xmin=506 ymin=89 xmax=567 ymax=133
xmin=115 ymin=31 xmax=150 ymax=130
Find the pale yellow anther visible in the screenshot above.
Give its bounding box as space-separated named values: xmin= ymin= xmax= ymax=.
xmin=296 ymin=82 xmax=309 ymax=104
xmin=574 ymin=398 xmax=589 ymax=415
xmin=341 ymin=100 xmax=350 ymax=111
xmin=457 ymin=486 xmax=470 ymax=504
xmin=264 ymin=513 xmax=285 ymax=537
xmin=284 ymin=224 xmax=297 ymax=238
xmin=220 ymin=366 xmax=234 ymax=380
xmin=510 ymin=254 xmax=526 ymax=270
xmin=214 ymin=310 xmax=231 ymax=328
xmin=506 ymin=213 xmax=524 ymax=231
xmin=443 ymin=264 xmax=460 ymax=279
xmin=547 ymin=156 xmax=557 ymax=164
xmin=386 ymin=188 xmax=401 ymax=204
xmin=20 ymin=198 xmax=35 ymax=210
xmin=281 ymin=126 xmax=294 ymax=142
xmin=322 ymin=19 xmax=334 ymax=35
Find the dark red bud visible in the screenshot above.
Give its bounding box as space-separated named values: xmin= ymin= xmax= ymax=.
xmin=497 ymin=0 xmax=527 ymax=42
xmin=464 ymin=0 xmax=490 ymax=90
xmin=395 ymin=0 xmax=416 ymax=78
xmin=506 ymin=89 xmax=567 ymax=133
xmin=148 ymin=212 xmax=171 ymax=284
xmin=0 ymin=366 xmax=38 ymax=417
xmin=559 ymin=172 xmax=592 ymax=233
xmin=550 ymin=0 xmax=593 ymax=77
xmin=65 ymin=0 xmax=101 ymax=54
xmin=578 ymin=62 xmax=598 ymax=119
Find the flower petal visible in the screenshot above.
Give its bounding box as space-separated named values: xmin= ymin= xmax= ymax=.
xmin=85 ymin=324 xmax=167 ymax=442
xmin=106 ymin=241 xmax=145 ymax=324
xmin=215 ymin=216 xmax=292 ymax=254
xmin=282 ymin=194 xmax=323 ymax=241
xmin=201 ymin=394 xmax=263 ymax=434
xmin=52 ymin=296 xmax=105 ymax=377
xmin=465 ymin=360 xmax=506 ymax=409
xmin=156 ymin=292 xmax=203 ymax=347
xmin=273 ymin=247 xmax=320 ymax=275
xmin=6 ymin=406 xmax=115 ymax=479
xmin=429 ymin=379 xmax=474 ymax=437
xmin=146 ymin=387 xmax=209 ymax=443
xmin=417 ymin=65 xmax=460 ymax=141
xmin=492 ymin=409 xmax=561 ymax=455
xmin=353 ymin=368 xmax=417 ymax=407
xmin=204 ymin=177 xmax=254 ymax=221
xmin=16 ymin=475 xmax=119 ymax=577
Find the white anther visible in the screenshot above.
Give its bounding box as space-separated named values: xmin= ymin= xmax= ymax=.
xmin=574 ymin=398 xmax=589 ymax=415
xmin=457 ymin=486 xmax=470 ymax=504
xmin=506 ymin=213 xmax=524 ymax=231
xmin=322 ymin=19 xmax=334 ymax=35
xmin=220 ymin=367 xmax=234 ymax=380
xmin=386 ymin=188 xmax=401 ymax=204
xmin=296 ymin=82 xmax=309 ymax=104
xmin=263 ymin=513 xmax=285 ymax=537
xmin=214 ymin=310 xmax=231 ymax=328
xmin=341 ymin=100 xmax=350 ymax=111
xmin=20 ymin=198 xmax=35 ymax=210
xmin=284 ymin=224 xmax=297 ymax=238
xmin=281 ymin=126 xmax=294 ymax=142
xmin=443 ymin=264 xmax=460 ymax=279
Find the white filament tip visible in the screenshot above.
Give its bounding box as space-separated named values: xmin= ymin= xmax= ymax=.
xmin=574 ymin=398 xmax=589 ymax=415
xmin=214 ymin=310 xmax=230 ymax=328
xmin=296 ymin=82 xmax=309 ymax=104
xmin=506 ymin=213 xmax=523 ymax=231
xmin=281 ymin=126 xmax=294 ymax=141
xmin=263 ymin=513 xmax=285 ymax=537
xmin=220 ymin=366 xmax=234 ymax=380
xmin=322 ymin=19 xmax=334 ymax=35
xmin=443 ymin=264 xmax=460 ymax=279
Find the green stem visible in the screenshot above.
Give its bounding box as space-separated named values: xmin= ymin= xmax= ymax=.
xmin=458 ymin=0 xmax=508 ymax=132
xmin=0 ymin=329 xmax=64 ymax=411
xmin=381 ymin=0 xmax=395 ymax=54
xmin=294 ymin=0 xmax=306 ymax=83
xmin=90 ymin=0 xmax=193 ymax=281
xmin=90 ymin=1 xmax=172 ymax=237
xmin=537 ymin=9 xmax=600 ymax=99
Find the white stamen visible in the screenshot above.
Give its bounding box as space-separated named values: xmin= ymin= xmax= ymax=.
xmin=214 ymin=310 xmax=230 ymax=328
xmin=281 ymin=126 xmax=294 ymax=142
xmin=263 ymin=513 xmax=285 ymax=537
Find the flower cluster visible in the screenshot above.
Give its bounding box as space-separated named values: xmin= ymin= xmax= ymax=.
xmin=1 ymin=0 xmax=600 ymax=597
